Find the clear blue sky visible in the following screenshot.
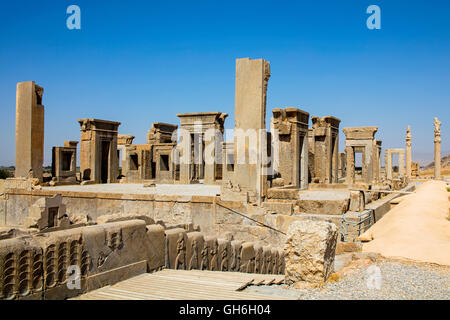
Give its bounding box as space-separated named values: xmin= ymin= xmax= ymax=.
xmin=0 ymin=0 xmax=449 ymax=166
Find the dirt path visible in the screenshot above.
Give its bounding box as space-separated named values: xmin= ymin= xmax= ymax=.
xmin=360 ymin=180 xmax=450 ymax=266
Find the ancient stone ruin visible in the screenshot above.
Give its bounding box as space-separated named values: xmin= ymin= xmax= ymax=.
xmin=15 ymin=81 xmax=44 ymax=181
xmin=78 ymin=119 xmax=121 ymax=184
xmin=1 ymin=57 xmax=442 ymax=298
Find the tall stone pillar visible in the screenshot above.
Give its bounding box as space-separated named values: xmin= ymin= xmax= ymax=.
xmin=345 ymin=146 xmax=354 ymax=185
xmin=373 ymin=140 xmax=382 ymax=183
xmin=385 ymin=150 xmax=392 ymax=180
xmin=398 ymin=150 xmax=405 ymax=177
xmin=15 ymin=81 xmax=45 ymax=180
xmin=233 ymin=58 xmax=270 ymax=202
xmin=434 ymin=117 xmax=441 ymax=180
xmin=406 ymin=126 xmax=412 ymax=179
xmin=331 ymin=131 xmax=339 ymax=183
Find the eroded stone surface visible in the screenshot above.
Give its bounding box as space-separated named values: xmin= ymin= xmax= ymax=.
xmin=284 ymin=219 xmax=338 ymax=284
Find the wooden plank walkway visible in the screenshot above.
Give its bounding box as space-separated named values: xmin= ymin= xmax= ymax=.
xmin=73 ymin=269 xmax=292 ymax=300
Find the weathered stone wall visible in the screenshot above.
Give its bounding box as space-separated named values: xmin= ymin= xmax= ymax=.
xmin=0 ymin=219 xmax=163 ymax=300
xmin=0 ymin=217 xmax=285 ymax=300
xmin=162 ymin=227 xmax=284 ymax=275
xmin=2 ymin=190 xmax=284 ymax=246
xmin=1 ymin=183 xmax=415 ymax=251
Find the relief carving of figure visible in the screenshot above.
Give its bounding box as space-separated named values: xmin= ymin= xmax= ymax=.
xmin=278 ymin=253 xmax=284 ymax=274
xmin=174 ymin=234 xmax=185 ymax=270
xmin=188 ymin=239 xmax=198 ymax=270
xmin=164 ymin=236 xmax=169 ymax=268
xmin=246 ymin=258 xmax=254 ymax=273
xmin=272 ymin=254 xmax=279 ymax=274
xmin=200 ymin=243 xmax=209 ymax=270
xmin=265 ymin=254 xmax=272 ymax=275
xmin=254 ymin=250 xmax=261 ymax=274
xmin=230 ymin=246 xmax=237 ymax=271
xmin=220 ymin=246 xmax=228 ymax=271
xmin=209 ymin=243 xmax=217 ymax=271
xmin=230 ymin=245 xmax=241 ymax=271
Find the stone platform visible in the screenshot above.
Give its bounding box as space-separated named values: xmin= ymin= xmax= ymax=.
xmin=42 ymin=183 xmax=221 ymax=197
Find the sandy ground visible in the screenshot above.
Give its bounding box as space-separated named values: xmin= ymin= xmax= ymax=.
xmin=360 ymin=180 xmax=450 ymax=266
xmin=41 ymin=183 xmax=221 ymax=197
xmin=0 ymin=179 xmax=4 ymax=193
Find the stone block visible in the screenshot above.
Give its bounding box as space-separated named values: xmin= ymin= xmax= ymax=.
xmin=186 ymin=231 xmax=204 ymax=270
xmin=253 ymin=243 xmax=264 ymax=274
xmin=217 ymin=238 xmax=231 ymax=271
xmin=96 ymin=213 xmax=155 ymax=225
xmin=239 ymin=242 xmax=255 ymax=273
xmin=262 ymin=246 xmax=273 ymax=274
xmin=35 ymin=228 xmax=89 ymax=300
xmin=262 ymin=201 xmax=293 ymax=215
xmin=335 ymin=241 xmax=363 ymax=255
xmin=230 ymin=240 xmax=243 ymax=272
xmin=204 ymin=236 xmax=219 ymax=271
xmin=277 ymin=248 xmax=285 ymax=275
xmin=86 ymin=261 xmax=147 ymax=292
xmin=284 ymin=220 xmax=338 ymax=284
xmin=164 ymin=228 xmax=187 ymax=269
xmin=349 ymin=190 xmax=365 ymax=212
xmin=145 ymin=224 xmax=165 ymax=272
xmin=0 ymin=237 xmax=43 ymax=300
xmin=271 ymin=248 xmax=280 ymax=274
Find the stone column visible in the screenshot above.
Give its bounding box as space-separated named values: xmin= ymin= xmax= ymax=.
xmin=204 ymin=132 xmax=215 ymax=185
xmin=178 ymin=130 xmax=191 ymax=184
xmin=300 ymin=133 xmax=309 ymax=189
xmin=345 ymin=146 xmax=354 ymax=185
xmin=372 ymin=140 xmax=382 ymax=183
xmin=398 ymin=150 xmax=405 ymax=177
xmin=385 ymin=150 xmax=392 ymax=180
xmin=361 ymin=146 xmax=368 ymax=183
xmin=15 ymin=81 xmax=44 ymax=180
xmin=434 ymin=117 xmax=441 ymax=180
xmin=233 ymin=58 xmax=270 ymax=202
xmin=406 ymin=126 xmax=412 ymax=179
xmin=332 ymin=133 xmax=339 ymax=183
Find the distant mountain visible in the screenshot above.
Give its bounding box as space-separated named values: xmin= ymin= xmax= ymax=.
xmin=424 ymin=154 xmax=450 ymax=169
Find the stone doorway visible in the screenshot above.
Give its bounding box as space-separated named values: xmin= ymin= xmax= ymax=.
xmin=101 ymin=140 xmax=110 ymax=183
